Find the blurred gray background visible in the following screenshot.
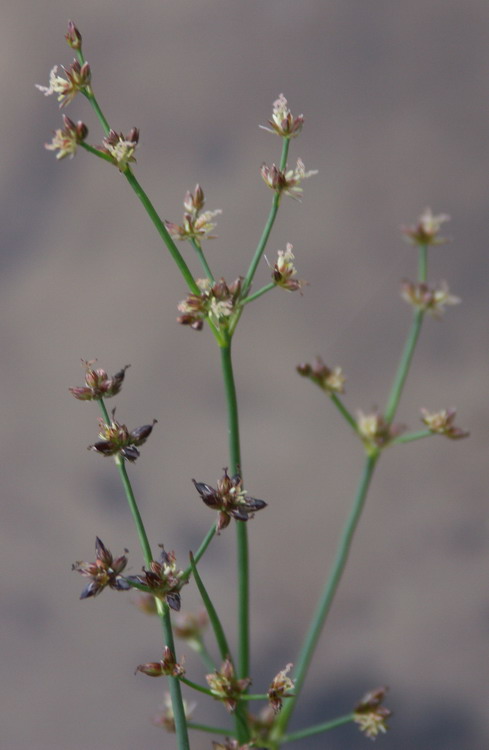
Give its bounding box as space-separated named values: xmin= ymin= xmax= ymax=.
xmin=2 ymin=1 xmax=488 ymax=748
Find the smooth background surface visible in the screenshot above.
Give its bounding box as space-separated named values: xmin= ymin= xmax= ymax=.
xmin=2 ymin=2 xmax=488 ymax=748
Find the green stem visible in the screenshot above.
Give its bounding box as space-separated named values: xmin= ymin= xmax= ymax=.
xmin=329 ymin=393 xmax=360 ymax=434
xmin=189 ymin=553 xmax=232 ymax=662
xmin=281 ymin=713 xmax=354 ymax=743
xmin=241 ymin=282 xmax=276 ymax=306
xmin=74 ymin=46 xmax=110 ymax=135
xmin=384 ymin=308 xmax=424 ymax=424
xmin=190 ymin=238 xmax=215 ymax=282
xmin=418 ymin=244 xmax=428 ymax=283
xmin=180 ymin=677 xmax=214 ymax=697
xmin=192 ymin=639 xmax=217 ymax=672
xmin=272 ymin=454 xmax=379 ymax=743
xmin=187 ymin=723 xmax=233 ymax=736
xmin=122 ymin=169 xmax=200 ymax=295
xmin=181 ymin=523 xmax=216 ymax=581
xmin=392 ymin=429 xmax=433 ymax=445
xmin=219 ymin=342 xmax=250 ymax=744
xmin=241 ymin=138 xmax=290 ymax=299
xmin=220 ymin=344 xmax=247 ymax=672
xmin=384 ymin=243 xmax=429 ymax=424
xmin=96 ymin=401 xmax=190 ymax=750
xmin=80 ymin=141 xmax=115 ymax=164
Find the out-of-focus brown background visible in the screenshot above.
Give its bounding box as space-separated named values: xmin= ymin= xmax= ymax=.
xmin=2 ymin=1 xmax=488 ymax=748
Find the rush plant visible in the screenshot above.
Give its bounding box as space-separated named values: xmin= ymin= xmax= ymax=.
xmin=38 ymin=21 xmax=467 ymax=750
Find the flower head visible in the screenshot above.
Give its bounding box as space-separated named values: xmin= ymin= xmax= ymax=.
xmin=268 ymin=663 xmax=295 ymax=713
xmin=401 ymin=207 xmax=450 ymax=246
xmin=177 ymin=277 xmax=242 ymax=331
xmin=247 ymin=706 xmax=276 ymax=745
xmin=260 ymin=93 xmax=304 ymax=138
xmin=135 ymin=646 xmax=185 ymax=677
xmin=44 ymin=115 xmax=88 ymax=160
xmin=271 ymin=243 xmax=307 ymax=292
xmin=65 ymin=21 xmax=82 ymax=50
xmin=401 ymin=280 xmax=460 ymax=318
xmin=357 ymin=411 xmax=404 ymax=452
xmin=126 ymin=546 xmax=184 ymax=611
xmin=69 ymin=359 xmax=129 ymax=400
xmin=206 ymin=658 xmax=252 ymax=713
xmin=72 ymin=537 xmax=130 ymax=599
xmin=193 ymin=469 xmax=267 ymax=534
xmin=261 ymin=158 xmax=317 ymax=200
xmin=101 ymin=128 xmax=139 ymax=170
xmin=88 ymin=410 xmax=157 ymax=462
xmin=173 ymin=610 xmax=209 ymax=644
xmin=36 ymin=60 xmax=91 ymax=107
xmin=213 ymin=740 xmax=252 ymax=750
xmin=165 ymin=185 xmax=222 ymax=243
xmin=152 ymin=693 xmax=196 ymax=732
xmin=420 ymin=408 xmax=469 ymax=439
xmin=353 ymin=686 xmax=391 ymax=739
xmin=297 ymin=356 xmax=345 ymax=394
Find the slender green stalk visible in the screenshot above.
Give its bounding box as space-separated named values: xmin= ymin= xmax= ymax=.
xmin=80 ymin=141 xmax=116 ymax=164
xmin=384 ymin=308 xmax=424 ymax=424
xmin=187 ymin=723 xmax=233 ymax=736
xmin=241 ymin=282 xmax=276 ymax=306
xmin=330 ymin=393 xmax=360 ymax=433
xmin=181 ymin=523 xmax=216 ymax=581
xmin=219 ymin=344 xmax=248 ymax=673
xmin=392 ymin=429 xmax=433 ymax=445
xmin=179 ymin=677 xmax=215 ymax=697
xmin=96 ymin=400 xmax=190 ymax=750
xmin=384 ymin=244 xmax=429 ymax=424
xmin=191 ymin=639 xmax=216 ymax=672
xmin=418 ymin=244 xmax=428 ymax=283
xmin=281 ymin=713 xmax=354 ymax=743
xmin=122 ymin=169 xmax=200 ymax=295
xmin=219 ymin=342 xmax=250 ymax=744
xmin=74 ymin=46 xmax=110 ymax=135
xmin=272 ymin=454 xmax=379 ymax=743
xmin=190 ymin=553 xmax=232 ymax=662
xmin=190 ymin=238 xmax=215 ymax=281
xmin=241 ymin=138 xmax=290 ymax=299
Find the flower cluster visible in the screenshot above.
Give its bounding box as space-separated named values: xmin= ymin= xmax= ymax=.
xmin=357 ymin=411 xmax=404 ymax=452
xmin=206 ymin=658 xmax=252 ymax=713
xmin=401 ymin=207 xmax=450 ymax=246
xmin=267 ymin=663 xmax=295 ymax=713
xmin=353 ymin=686 xmax=391 ymax=740
xmin=173 ymin=610 xmax=208 ymax=643
xmin=271 ymin=244 xmax=307 ymax=291
xmin=88 ymin=411 xmax=157 ymax=462
xmin=36 ymin=60 xmax=91 ymax=108
xmin=65 ymin=20 xmax=82 ymax=50
xmin=420 ymin=408 xmax=469 ymax=439
xmin=246 ymin=706 xmax=276 ymax=746
xmin=69 ymin=360 xmax=129 ymax=400
xmin=72 ymin=537 xmax=130 ymax=599
xmin=101 ymin=128 xmax=139 ymax=170
xmin=177 ymin=277 xmax=243 ymax=331
xmin=126 ymin=546 xmax=184 ymax=611
xmin=135 ymin=646 xmax=185 ymax=678
xmin=165 ymin=185 xmax=222 ymax=243
xmin=213 ymin=740 xmax=252 ymax=750
xmin=193 ymin=469 xmax=267 ymax=533
xmin=401 ymin=280 xmax=460 ymax=318
xmin=152 ymin=693 xmax=196 ymax=732
xmin=260 ymin=93 xmax=304 ymax=139
xmin=297 ymin=356 xmax=346 ymax=394
xmin=261 ymin=158 xmax=317 ymax=200
xmin=45 ymin=115 xmax=88 ymax=160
